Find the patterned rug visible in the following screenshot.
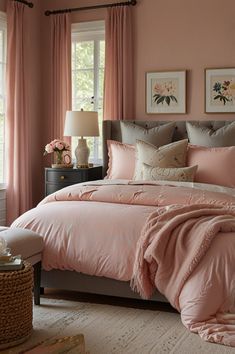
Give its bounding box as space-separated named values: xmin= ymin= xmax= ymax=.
xmin=2 ymin=298 xmax=235 ymax=354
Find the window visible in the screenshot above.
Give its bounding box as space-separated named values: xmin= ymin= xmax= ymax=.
xmin=71 ymin=21 xmax=105 ymax=164
xmin=0 ymin=12 xmax=6 ymax=187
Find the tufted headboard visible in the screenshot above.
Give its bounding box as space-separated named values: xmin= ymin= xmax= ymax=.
xmin=102 ymin=120 xmax=233 ymax=175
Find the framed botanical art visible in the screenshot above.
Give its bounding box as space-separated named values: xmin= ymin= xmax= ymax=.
xmin=146 ymin=70 xmax=186 ymax=114
xmin=205 ymin=68 xmax=235 ymax=113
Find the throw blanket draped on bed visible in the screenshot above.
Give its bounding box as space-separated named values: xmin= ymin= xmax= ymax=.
xmin=131 ymin=204 xmax=235 ymax=346
xmin=131 ymin=204 xmax=235 ymax=306
xmin=12 ymin=181 xmax=235 ymax=346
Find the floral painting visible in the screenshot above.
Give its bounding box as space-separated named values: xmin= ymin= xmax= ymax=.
xmin=146 ymin=71 xmax=186 ymax=114
xmin=205 ymin=68 xmax=235 ymax=113
xmin=153 ymin=79 xmax=178 ymax=107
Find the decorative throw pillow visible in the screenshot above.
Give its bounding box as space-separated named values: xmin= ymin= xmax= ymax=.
xmin=142 ymin=164 xmax=197 ymax=182
xmin=120 ymin=121 xmax=175 ymax=146
xmin=187 ymin=144 xmax=235 ymax=187
xmin=106 ymin=140 xmax=135 ymax=179
xmin=186 ymin=121 xmax=235 ymax=147
xmin=134 ymin=139 xmax=188 ymax=180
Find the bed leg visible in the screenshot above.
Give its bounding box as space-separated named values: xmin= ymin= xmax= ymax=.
xmin=33 ymin=261 xmax=41 ymax=305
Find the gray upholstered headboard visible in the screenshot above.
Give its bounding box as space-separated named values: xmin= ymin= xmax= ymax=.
xmin=102 ymin=120 xmax=232 ymax=175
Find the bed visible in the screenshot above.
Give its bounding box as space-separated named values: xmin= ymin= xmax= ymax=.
xmin=12 ymin=120 xmax=235 ymax=346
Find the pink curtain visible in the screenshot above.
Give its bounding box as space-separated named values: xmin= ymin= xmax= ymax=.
xmin=50 ymin=14 xmax=72 ymax=141
xmin=104 ymin=5 xmax=134 ymax=120
xmin=6 ymin=1 xmax=32 ymax=225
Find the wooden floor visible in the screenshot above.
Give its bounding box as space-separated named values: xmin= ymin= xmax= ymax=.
xmin=42 ymin=288 xmax=177 ymax=313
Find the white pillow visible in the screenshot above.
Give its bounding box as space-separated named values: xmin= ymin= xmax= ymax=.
xmin=134 ymin=139 xmax=188 ymax=180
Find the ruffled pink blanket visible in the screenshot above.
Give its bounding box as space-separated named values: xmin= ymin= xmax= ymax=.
xmin=13 ymin=181 xmax=235 ymax=346
xmin=131 ymin=204 xmax=235 ymax=346
xmin=131 ymin=204 xmax=235 ymax=304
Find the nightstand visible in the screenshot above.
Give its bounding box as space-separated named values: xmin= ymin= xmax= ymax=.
xmin=45 ymin=166 xmax=103 ymax=196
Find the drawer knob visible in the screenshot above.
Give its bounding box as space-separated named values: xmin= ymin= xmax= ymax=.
xmin=60 ymin=175 xmax=65 ymax=180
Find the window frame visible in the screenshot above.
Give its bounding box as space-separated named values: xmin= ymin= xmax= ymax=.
xmin=71 ymin=21 xmax=105 ymax=165
xmin=0 ymin=11 xmax=7 ymax=190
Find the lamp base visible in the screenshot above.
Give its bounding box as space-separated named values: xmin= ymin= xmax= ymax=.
xmin=75 ymin=138 xmax=90 ymax=168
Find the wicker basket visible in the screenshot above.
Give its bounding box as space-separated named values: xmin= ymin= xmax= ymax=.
xmin=0 ymin=261 xmax=33 ymax=350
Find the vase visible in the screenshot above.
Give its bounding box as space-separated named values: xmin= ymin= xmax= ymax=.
xmin=51 ymin=151 xmax=64 ymax=168
xmin=55 ymin=150 xmax=63 ymax=164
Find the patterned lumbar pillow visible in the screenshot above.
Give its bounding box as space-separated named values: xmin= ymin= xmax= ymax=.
xmin=142 ymin=164 xmax=198 ymax=182
xmin=134 ymin=139 xmax=188 ymax=180
xmin=120 ymin=121 xmax=175 ymax=146
xmin=186 ymin=121 xmax=235 ymax=147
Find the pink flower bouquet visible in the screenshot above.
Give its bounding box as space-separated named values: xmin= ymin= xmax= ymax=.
xmin=44 ymin=139 xmax=70 ymax=155
xmin=44 ymin=139 xmax=71 ymax=167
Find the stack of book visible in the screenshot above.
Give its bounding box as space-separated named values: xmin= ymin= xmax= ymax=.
xmin=0 ymin=255 xmax=23 ymax=271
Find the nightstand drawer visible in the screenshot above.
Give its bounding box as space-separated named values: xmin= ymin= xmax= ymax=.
xmin=45 ymin=166 xmax=103 ymax=196
xmin=46 ymin=170 xmax=81 ymax=184
xmin=46 ymin=183 xmax=71 ymax=195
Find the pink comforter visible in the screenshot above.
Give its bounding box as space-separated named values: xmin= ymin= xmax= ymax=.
xmin=12 ymin=181 xmax=235 ymax=346
xmin=131 ymin=204 xmax=235 ymax=346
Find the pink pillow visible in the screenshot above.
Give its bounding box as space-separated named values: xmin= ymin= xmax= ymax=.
xmin=187 ymin=145 xmax=235 ymax=187
xmin=106 ymin=140 xmax=135 ymax=179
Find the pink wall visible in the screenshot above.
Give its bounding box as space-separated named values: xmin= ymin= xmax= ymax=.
xmin=42 ymin=0 xmax=235 ymax=122
xmin=134 ymin=0 xmax=235 ymax=121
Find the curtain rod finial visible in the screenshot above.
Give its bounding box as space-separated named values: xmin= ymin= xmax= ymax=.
xmin=45 ymin=10 xmax=51 ymax=16
xmin=29 ymin=2 xmax=33 ymax=8
xmin=131 ymin=0 xmax=137 ymax=5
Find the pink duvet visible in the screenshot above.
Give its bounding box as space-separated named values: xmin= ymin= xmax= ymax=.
xmin=12 ymin=181 xmax=235 ymax=347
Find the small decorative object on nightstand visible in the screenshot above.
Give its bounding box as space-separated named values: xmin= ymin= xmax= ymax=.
xmin=45 ymin=165 xmax=103 ymax=196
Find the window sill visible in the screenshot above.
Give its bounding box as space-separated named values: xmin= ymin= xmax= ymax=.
xmin=0 ymin=183 xmax=6 ymax=191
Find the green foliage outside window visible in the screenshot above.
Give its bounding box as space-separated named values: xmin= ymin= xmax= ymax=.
xmin=72 ymin=35 xmax=105 ymax=163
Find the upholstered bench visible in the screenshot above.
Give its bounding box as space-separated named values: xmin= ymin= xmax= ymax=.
xmin=0 ymin=227 xmax=43 ymax=305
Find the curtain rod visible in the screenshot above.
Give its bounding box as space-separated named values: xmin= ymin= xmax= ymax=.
xmin=45 ymin=0 xmax=137 ymax=17
xmin=13 ymin=0 xmax=34 ymax=8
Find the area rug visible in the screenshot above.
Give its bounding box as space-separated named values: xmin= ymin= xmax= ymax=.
xmin=2 ymin=298 xmax=235 ymax=354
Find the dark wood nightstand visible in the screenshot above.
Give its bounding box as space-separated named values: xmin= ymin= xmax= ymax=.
xmin=45 ymin=166 xmax=103 ymax=196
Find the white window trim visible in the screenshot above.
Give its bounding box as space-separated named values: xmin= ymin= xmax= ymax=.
xmin=71 ymin=21 xmax=105 ymax=165
xmin=72 ymin=20 xmax=105 ymax=36
xmin=0 ymin=11 xmax=6 ymax=189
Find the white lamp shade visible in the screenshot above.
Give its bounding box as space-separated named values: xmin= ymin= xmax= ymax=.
xmin=64 ymin=111 xmax=99 ymax=137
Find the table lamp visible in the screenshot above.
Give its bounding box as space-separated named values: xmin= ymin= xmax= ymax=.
xmin=64 ymin=110 xmax=99 ymax=168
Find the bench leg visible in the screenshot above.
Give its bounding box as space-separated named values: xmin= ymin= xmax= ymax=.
xmin=33 ymin=261 xmax=41 ymax=305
